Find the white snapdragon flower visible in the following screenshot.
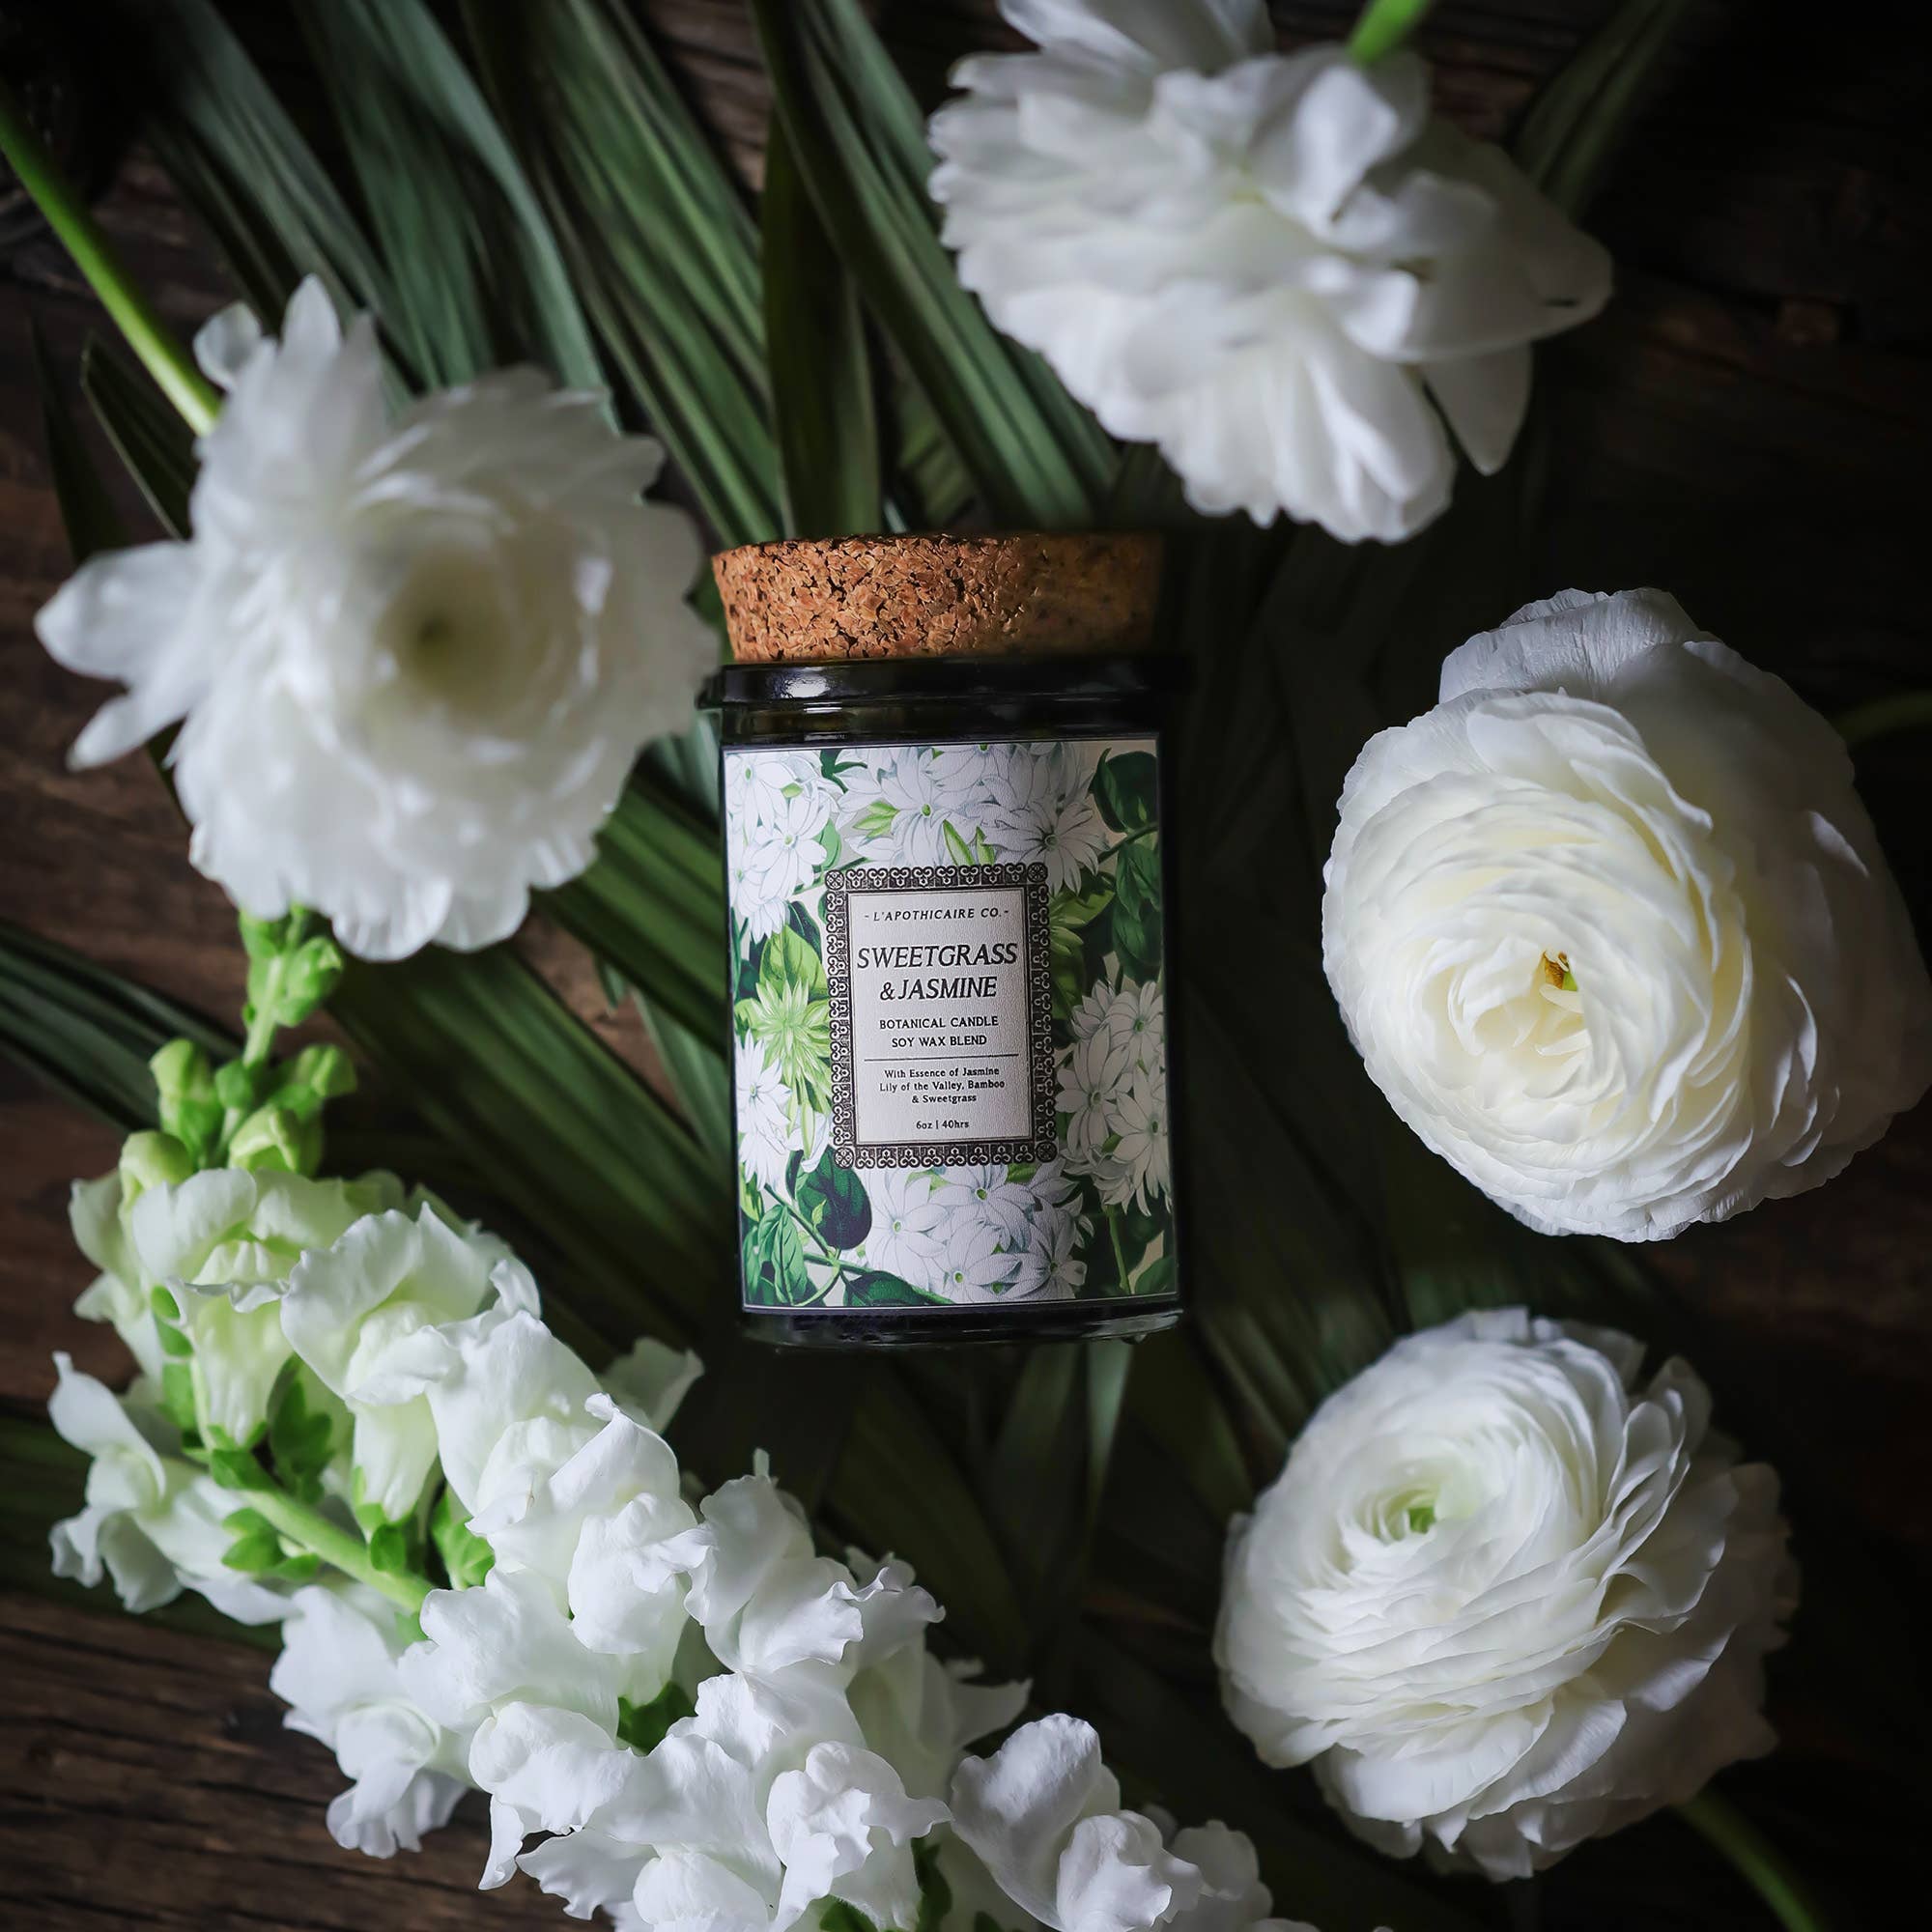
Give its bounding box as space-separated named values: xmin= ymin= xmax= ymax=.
xmin=1214 ymin=1310 xmax=1798 ymax=1879
xmin=1322 ymin=589 xmax=1932 ymax=1238
xmin=46 ymin=1354 xmax=286 ymax=1623
xmin=71 ymin=1157 xmax=400 ymax=1437
xmin=951 ymin=1716 xmax=1314 ymax=1932
xmin=279 ymin=1203 xmax=521 ymax=1521
xmin=37 ymin=276 xmax=715 ymax=958
xmin=270 ymin=1582 xmax=468 ymax=1858
xmin=929 ymin=7 xmax=1610 ymax=542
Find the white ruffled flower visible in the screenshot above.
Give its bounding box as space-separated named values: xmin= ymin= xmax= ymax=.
xmin=270 ymin=1582 xmax=468 ymax=1858
xmin=37 ymin=276 xmax=715 ymax=958
xmin=951 ymin=1715 xmax=1311 ymax=1932
xmin=46 ymin=1354 xmax=286 ymax=1624
xmin=279 ymin=1203 xmax=521 ymax=1521
xmin=1322 ymin=589 xmax=1932 ymax=1239
xmin=1214 ymin=1309 xmax=1799 ymax=1879
xmin=929 ymin=8 xmax=1610 ymax=542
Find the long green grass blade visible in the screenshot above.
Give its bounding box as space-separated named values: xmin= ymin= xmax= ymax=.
xmin=751 ymin=0 xmax=1117 ymax=527
xmin=32 ymin=325 xmax=128 ymax=561
xmin=329 ymin=949 xmax=727 ymax=1351
xmin=81 ymin=338 xmax=194 ymax=536
xmin=762 ymin=116 xmax=883 ymax=538
xmin=1513 ymin=0 xmax=1692 ymax=216
xmin=139 ymin=0 xmax=392 ymax=327
xmin=0 ymin=922 xmax=230 ymax=1130
xmin=464 ymin=0 xmax=783 ymax=548
xmin=548 ymin=775 xmax=728 ymax=1050
xmin=299 ymin=0 xmax=603 ymax=392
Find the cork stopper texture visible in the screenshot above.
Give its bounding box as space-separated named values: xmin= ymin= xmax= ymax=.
xmin=711 ymin=532 xmax=1162 ymax=663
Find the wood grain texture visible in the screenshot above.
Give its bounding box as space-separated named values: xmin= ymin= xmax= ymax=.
xmin=2 ymin=2 xmax=1928 ymax=1927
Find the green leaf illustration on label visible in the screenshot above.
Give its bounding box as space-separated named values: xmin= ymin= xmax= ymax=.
xmin=795 ymin=1146 xmax=872 ymax=1251
xmin=736 ymin=924 xmax=832 ymax=1112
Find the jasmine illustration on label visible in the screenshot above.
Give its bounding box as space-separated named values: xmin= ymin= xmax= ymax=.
xmin=725 ymin=737 xmax=1174 ymax=1311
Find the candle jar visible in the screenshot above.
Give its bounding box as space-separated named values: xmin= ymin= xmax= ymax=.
xmin=705 ymin=533 xmax=1182 ymax=1349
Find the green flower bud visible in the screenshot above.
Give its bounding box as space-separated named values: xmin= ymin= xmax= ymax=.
xmin=278 ymin=935 xmax=345 ymax=1025
xmin=213 ymin=1058 xmax=265 ymax=1111
xmin=117 ymin=1130 xmax=195 ymax=1204
xmin=238 ymin=910 xmax=300 ymax=961
xmin=227 ymin=1106 xmax=307 ymax=1175
xmin=150 ymin=1038 xmax=212 ymax=1105
xmin=288 ymin=1041 xmax=356 ymax=1100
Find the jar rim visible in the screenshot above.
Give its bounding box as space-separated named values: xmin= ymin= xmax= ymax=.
xmin=700 ymin=651 xmax=1184 ymax=711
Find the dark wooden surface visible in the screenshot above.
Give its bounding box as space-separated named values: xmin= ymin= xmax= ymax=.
xmin=2 ymin=2 xmax=1929 ymax=1926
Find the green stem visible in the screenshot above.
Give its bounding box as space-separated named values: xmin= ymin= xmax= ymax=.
xmin=1107 ymin=1208 xmax=1131 ymax=1291
xmin=0 ymin=77 xmax=220 ymax=435
xmin=1834 ymin=691 xmax=1932 ymax=752
xmin=1676 ymin=1790 xmax=1833 ymax=1932
xmin=1348 ymin=0 xmax=1437 ymax=65
xmin=1094 ymin=826 xmax=1155 ymax=867
xmin=245 ymin=1478 xmax=431 ymax=1615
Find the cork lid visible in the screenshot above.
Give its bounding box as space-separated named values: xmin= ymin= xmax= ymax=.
xmin=711 ymin=531 xmax=1162 ymax=664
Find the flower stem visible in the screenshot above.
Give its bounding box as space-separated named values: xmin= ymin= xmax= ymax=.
xmin=1676 ymin=1789 xmax=1833 ymax=1932
xmin=245 ymin=1478 xmax=432 ymax=1615
xmin=0 ymin=77 xmax=219 ymax=435
xmin=1348 ymin=0 xmax=1437 ymax=66
xmin=1834 ymin=691 xmax=1932 ymax=752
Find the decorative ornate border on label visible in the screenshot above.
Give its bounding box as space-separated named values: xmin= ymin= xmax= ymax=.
xmin=824 ymin=862 xmax=1058 ymax=1170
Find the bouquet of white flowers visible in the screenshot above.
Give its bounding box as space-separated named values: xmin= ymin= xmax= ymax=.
xmin=2 ymin=2 xmax=1918 ymax=1929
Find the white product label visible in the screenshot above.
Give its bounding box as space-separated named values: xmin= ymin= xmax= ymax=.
xmin=825 ymin=864 xmax=1056 ymax=1166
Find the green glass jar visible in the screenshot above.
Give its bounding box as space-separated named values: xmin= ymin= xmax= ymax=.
xmin=705 ymin=535 xmax=1182 ymax=1349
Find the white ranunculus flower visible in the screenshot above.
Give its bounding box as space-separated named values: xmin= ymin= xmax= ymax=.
xmin=1323 ymin=589 xmax=1932 ymax=1239
xmin=36 ymin=276 xmax=715 ymax=958
xmin=928 ymin=6 xmax=1610 ymax=543
xmin=1214 ymin=1309 xmax=1799 ymax=1880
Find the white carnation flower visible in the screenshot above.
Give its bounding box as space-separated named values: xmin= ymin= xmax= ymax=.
xmin=1214 ymin=1310 xmax=1799 ymax=1880
xmin=1322 ymin=589 xmax=1932 ymax=1238
xmin=929 ymin=7 xmax=1611 ymax=543
xmin=36 ymin=276 xmax=715 ymax=958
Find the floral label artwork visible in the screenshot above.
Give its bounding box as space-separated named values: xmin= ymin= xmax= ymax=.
xmin=724 ymin=736 xmax=1176 ymax=1314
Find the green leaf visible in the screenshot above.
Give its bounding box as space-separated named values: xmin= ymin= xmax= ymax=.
xmin=742 ymin=1203 xmax=810 ymax=1306
xmin=1513 ymin=0 xmax=1693 ymax=217
xmin=941 ymin=818 xmax=978 ymax=867
xmin=763 ymin=114 xmax=882 ymax=538
xmin=0 ymin=921 xmax=231 ymax=1133
xmin=464 ymin=0 xmax=783 ymax=547
xmin=737 ymin=925 xmax=832 ymax=1111
xmin=1094 ymin=753 xmax=1158 ymax=837
xmin=841 ymin=1269 xmax=942 ymax=1307
xmin=616 ymin=1682 xmax=696 ymax=1753
xmin=549 ymin=775 xmax=727 ymax=1051
xmin=750 ymin=0 xmax=1117 ymax=526
xmin=1111 ymin=839 xmax=1163 ymax=980
xmin=138 ymin=0 xmax=395 ymax=331
xmin=431 ymin=1487 xmax=496 ymax=1589
xmin=268 ymin=1374 xmax=336 ymax=1506
xmin=794 ymin=1148 xmax=873 ymax=1252
xmin=81 ymin=339 xmax=194 ymax=536
xmin=366 ymin=1521 xmax=412 ymax=1577
xmin=30 ymin=322 xmax=128 ymax=562
xmin=299 ymin=0 xmax=603 ymax=392
xmin=329 ymin=947 xmax=727 ymax=1355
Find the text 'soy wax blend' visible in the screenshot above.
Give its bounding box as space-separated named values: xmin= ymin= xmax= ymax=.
xmin=705 ymin=533 xmax=1181 ymax=1347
